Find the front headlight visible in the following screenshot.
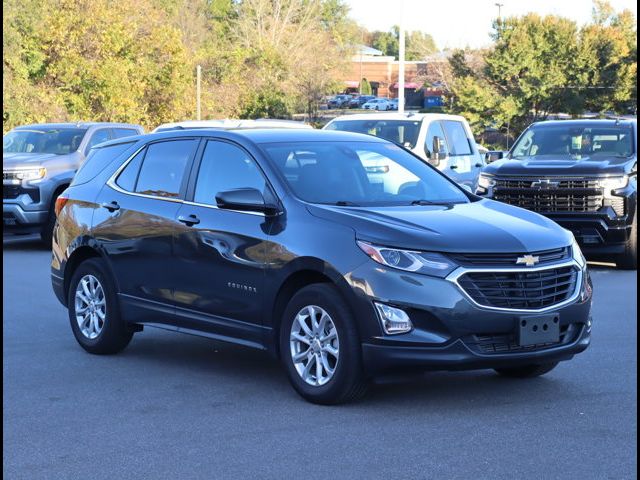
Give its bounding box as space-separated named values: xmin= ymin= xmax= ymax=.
xmin=599 ymin=176 xmax=629 ymax=192
xmin=571 ymin=237 xmax=586 ymax=269
xmin=478 ymin=174 xmax=496 ymax=190
xmin=12 ymin=167 xmax=47 ymax=181
xmin=357 ymin=241 xmax=458 ymax=278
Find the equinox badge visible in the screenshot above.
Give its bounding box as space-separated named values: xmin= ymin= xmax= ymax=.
xmin=516 ymin=254 xmax=540 ymax=267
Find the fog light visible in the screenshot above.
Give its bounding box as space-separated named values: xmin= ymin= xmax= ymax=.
xmin=374 ymin=303 xmax=413 ymax=335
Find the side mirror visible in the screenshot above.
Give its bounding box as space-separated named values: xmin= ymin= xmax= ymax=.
xmin=485 ymin=151 xmax=506 ymax=163
xmin=215 ymin=188 xmax=279 ymax=215
xmin=429 ymin=136 xmax=448 ymax=167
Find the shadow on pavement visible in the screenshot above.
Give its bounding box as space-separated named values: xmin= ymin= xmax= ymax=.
xmin=3 ymin=234 xmax=49 ymax=251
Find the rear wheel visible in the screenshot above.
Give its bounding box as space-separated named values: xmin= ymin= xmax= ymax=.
xmin=618 ymin=211 xmax=637 ymax=270
xmin=494 ymin=362 xmax=559 ymax=378
xmin=68 ymin=258 xmax=133 ymax=354
xmin=280 ymin=284 xmax=369 ymax=405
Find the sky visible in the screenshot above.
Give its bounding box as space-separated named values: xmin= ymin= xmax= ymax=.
xmin=344 ymin=0 xmax=638 ymax=50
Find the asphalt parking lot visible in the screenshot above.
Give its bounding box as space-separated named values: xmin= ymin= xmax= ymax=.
xmin=3 ymin=234 xmax=637 ymax=480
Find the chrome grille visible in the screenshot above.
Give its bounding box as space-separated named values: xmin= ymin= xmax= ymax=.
xmin=493 ymin=177 xmax=604 ymax=213
xmin=449 ymin=247 xmax=570 ymax=268
xmin=458 ymin=266 xmax=579 ymax=310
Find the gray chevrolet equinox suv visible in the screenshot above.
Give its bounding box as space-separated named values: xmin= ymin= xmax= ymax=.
xmin=3 ymin=122 xmax=144 ymax=244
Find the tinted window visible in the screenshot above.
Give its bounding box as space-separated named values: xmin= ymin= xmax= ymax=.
xmin=86 ymin=129 xmax=112 ymax=150
xmin=112 ymin=128 xmax=139 ymax=139
xmin=134 ymin=140 xmax=198 ymax=198
xmin=262 ymin=141 xmax=468 ymax=206
xmin=194 ymin=141 xmax=267 ymax=206
xmin=326 ymin=120 xmax=421 ymax=148
xmin=116 ymin=149 xmax=145 ymax=191
xmin=425 ymin=121 xmax=448 ymax=157
xmin=442 ymin=121 xmax=472 ymax=156
xmin=72 ymin=142 xmax=134 ymax=186
xmin=3 ymin=128 xmax=87 ymax=155
xmin=512 ymin=125 xmax=634 ymax=158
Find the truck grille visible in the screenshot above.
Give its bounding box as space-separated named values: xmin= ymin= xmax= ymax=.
xmin=458 ymin=265 xmax=579 ymax=310
xmin=449 ymin=247 xmax=570 ymax=268
xmin=493 ymin=177 xmax=604 ymax=213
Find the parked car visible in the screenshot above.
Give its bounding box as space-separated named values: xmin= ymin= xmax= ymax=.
xmin=3 ymin=122 xmax=144 ymax=244
xmin=52 ymin=128 xmax=592 ymax=405
xmin=348 ymin=95 xmax=375 ymax=109
xmin=479 ymin=119 xmax=637 ymax=269
xmin=328 ymin=95 xmax=352 ymax=109
xmin=362 ymin=98 xmax=392 ymax=111
xmin=153 ymin=119 xmax=312 ymax=133
xmin=324 ymin=113 xmax=484 ymax=191
xmin=388 ymin=98 xmax=399 ymax=111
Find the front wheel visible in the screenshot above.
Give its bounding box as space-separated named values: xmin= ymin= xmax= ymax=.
xmin=618 ymin=211 xmax=637 ymax=270
xmin=280 ymin=284 xmax=369 ymax=404
xmin=68 ymin=258 xmax=133 ymax=354
xmin=494 ymin=362 xmax=559 ymax=378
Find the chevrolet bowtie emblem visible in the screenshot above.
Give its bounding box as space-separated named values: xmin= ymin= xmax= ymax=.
xmin=516 ymin=254 xmax=540 ymax=267
xmin=531 ymin=179 xmax=559 ymax=188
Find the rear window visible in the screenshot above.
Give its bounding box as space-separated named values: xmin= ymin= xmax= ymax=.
xmin=71 ymin=142 xmax=135 ymax=186
xmin=325 ymin=119 xmax=421 ymax=148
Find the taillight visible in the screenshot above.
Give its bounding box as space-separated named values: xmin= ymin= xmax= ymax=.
xmin=54 ymin=194 xmax=70 ymax=217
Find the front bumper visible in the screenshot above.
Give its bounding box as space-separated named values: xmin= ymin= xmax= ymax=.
xmin=3 ymin=203 xmax=48 ymax=229
xmin=347 ymin=259 xmax=593 ymax=374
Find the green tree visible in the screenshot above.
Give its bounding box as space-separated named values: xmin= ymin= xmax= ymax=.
xmin=359 ymin=78 xmax=372 ymax=95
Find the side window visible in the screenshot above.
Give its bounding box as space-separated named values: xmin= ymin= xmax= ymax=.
xmin=115 ymin=148 xmax=145 ymax=191
xmin=85 ymin=129 xmax=112 ymax=151
xmin=425 ymin=121 xmax=448 ymax=157
xmin=193 ymin=141 xmax=267 ymax=206
xmin=442 ymin=120 xmax=472 ymax=156
xmin=72 ymin=142 xmax=134 ymax=186
xmin=133 ymin=140 xmax=198 ymax=198
xmin=112 ymin=128 xmax=139 ymax=139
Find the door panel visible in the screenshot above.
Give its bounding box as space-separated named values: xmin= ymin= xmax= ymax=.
xmin=171 ymin=139 xmax=274 ymax=335
xmin=441 ymin=120 xmax=482 ymax=190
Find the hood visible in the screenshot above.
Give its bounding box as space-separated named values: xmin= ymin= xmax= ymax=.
xmin=3 ymin=152 xmax=61 ymax=168
xmin=307 ymin=200 xmax=573 ymax=253
xmin=484 ymin=155 xmax=636 ymax=177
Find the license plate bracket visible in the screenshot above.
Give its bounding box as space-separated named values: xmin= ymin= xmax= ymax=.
xmin=518 ymin=314 xmax=560 ymax=346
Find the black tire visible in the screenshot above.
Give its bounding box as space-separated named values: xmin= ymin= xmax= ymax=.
xmin=618 ymin=210 xmax=637 ymax=270
xmin=280 ymin=284 xmax=369 ymax=405
xmin=67 ymin=258 xmax=133 ymax=354
xmin=39 ymin=208 xmax=56 ymax=247
xmin=494 ymin=361 xmax=559 ymax=378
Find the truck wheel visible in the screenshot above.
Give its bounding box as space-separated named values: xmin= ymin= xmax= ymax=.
xmin=39 ymin=208 xmax=56 ymax=247
xmin=68 ymin=258 xmax=133 ymax=354
xmin=494 ymin=362 xmax=559 ymax=378
xmin=618 ymin=211 xmax=637 ymax=270
xmin=280 ymin=284 xmax=369 ymax=405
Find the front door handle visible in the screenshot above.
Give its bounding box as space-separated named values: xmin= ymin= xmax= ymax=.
xmin=474 ymin=163 xmax=483 ymax=168
xmin=177 ymin=214 xmax=200 ymax=226
xmin=100 ymin=201 xmax=120 ymax=212
xmin=450 ymin=164 xmax=458 ymax=170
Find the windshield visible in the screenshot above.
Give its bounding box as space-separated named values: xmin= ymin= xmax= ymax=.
xmin=261 ymin=141 xmax=469 ymax=206
xmin=325 ymin=119 xmax=421 ymax=148
xmin=511 ymin=125 xmax=635 ymax=159
xmin=3 ymin=128 xmax=87 ymax=155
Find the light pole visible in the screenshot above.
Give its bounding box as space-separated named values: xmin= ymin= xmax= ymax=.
xmin=398 ymin=0 xmax=406 ymax=113
xmin=196 ymin=65 xmax=202 ymax=121
xmin=495 ymin=2 xmax=504 ymax=20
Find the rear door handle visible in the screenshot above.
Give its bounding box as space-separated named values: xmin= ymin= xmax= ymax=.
xmin=100 ymin=201 xmax=120 ymax=212
xmin=450 ymin=164 xmax=458 ymax=170
xmin=474 ymin=163 xmax=483 ymax=168
xmin=177 ymin=214 xmax=200 ymax=226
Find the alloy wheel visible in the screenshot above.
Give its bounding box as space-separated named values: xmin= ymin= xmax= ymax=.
xmin=74 ymin=274 xmax=106 ymax=339
xmin=289 ymin=305 xmax=340 ymax=386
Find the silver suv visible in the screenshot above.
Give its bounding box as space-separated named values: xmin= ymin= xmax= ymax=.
xmin=3 ymin=122 xmax=144 ymax=244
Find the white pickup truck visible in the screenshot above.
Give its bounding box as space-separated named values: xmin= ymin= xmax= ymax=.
xmin=324 ymin=113 xmax=485 ymax=191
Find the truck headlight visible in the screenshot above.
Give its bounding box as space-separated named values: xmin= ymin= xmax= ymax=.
xmin=357 ymin=241 xmax=458 ymax=278
xmin=599 ymin=176 xmax=628 ymax=193
xmin=14 ymin=167 xmax=47 ymax=181
xmin=478 ymin=174 xmax=496 ymax=192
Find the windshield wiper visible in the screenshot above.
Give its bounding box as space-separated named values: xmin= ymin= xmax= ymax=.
xmin=333 ymin=201 xmax=361 ymax=207
xmin=410 ymin=199 xmax=446 ymax=206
